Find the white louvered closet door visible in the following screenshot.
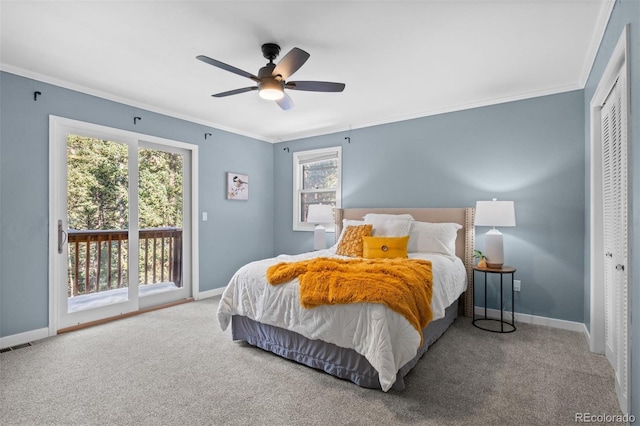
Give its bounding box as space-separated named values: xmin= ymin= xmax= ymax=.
xmin=600 ymin=72 xmax=629 ymax=410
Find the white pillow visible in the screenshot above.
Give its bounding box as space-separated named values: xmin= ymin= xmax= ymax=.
xmin=407 ymin=221 xmax=462 ymax=256
xmin=363 ymin=213 xmax=414 ymax=221
xmin=363 ymin=213 xmax=413 ymax=237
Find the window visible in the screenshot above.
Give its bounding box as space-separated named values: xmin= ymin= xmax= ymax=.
xmin=293 ymin=146 xmax=342 ymax=231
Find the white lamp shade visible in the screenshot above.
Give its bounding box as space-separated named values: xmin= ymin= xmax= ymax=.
xmin=306 ymin=204 xmax=334 ymax=224
xmin=474 ymin=200 xmax=516 ymax=227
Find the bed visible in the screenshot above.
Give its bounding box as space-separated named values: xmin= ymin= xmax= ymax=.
xmin=217 ymin=207 xmax=475 ymax=391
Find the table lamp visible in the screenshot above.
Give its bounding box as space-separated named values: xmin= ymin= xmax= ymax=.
xmin=306 ymin=204 xmax=334 ymax=250
xmin=474 ymin=199 xmax=516 ymax=268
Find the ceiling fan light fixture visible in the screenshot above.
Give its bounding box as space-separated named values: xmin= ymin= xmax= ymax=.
xmin=258 ymin=79 xmax=284 ymax=100
xmin=198 ymin=44 xmax=345 ymax=110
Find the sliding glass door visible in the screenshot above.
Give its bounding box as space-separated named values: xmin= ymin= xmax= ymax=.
xmin=136 ymin=142 xmax=192 ymax=309
xmin=65 ymin=134 xmax=137 ymax=319
xmin=50 ymin=117 xmax=196 ymax=331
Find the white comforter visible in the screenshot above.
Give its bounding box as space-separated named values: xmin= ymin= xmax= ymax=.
xmin=217 ymin=248 xmax=467 ymax=391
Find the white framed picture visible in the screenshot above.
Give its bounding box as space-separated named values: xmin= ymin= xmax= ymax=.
xmin=227 ymin=172 xmax=249 ymax=200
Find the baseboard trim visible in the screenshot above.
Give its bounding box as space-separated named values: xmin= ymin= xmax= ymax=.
xmin=195 ymin=287 xmax=225 ymax=300
xmin=2 ymin=297 xmax=202 ymax=349
xmin=1 ymin=303 xmax=586 ymax=350
xmin=0 ymin=327 xmax=50 ymax=350
xmin=473 ymin=307 xmax=586 ymax=333
xmin=581 ymin=323 xmax=593 ymax=349
xmin=57 ymin=298 xmax=194 ymax=334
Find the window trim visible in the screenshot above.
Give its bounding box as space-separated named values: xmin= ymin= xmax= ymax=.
xmin=292 ymin=146 xmax=342 ymax=232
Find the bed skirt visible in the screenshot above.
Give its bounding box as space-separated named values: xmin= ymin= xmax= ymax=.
xmin=230 ymin=298 xmax=459 ymax=391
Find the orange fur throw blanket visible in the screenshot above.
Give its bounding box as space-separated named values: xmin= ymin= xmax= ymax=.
xmin=266 ymin=257 xmax=433 ymax=344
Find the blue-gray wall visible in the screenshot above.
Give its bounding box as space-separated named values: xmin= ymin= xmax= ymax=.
xmin=274 ymin=91 xmax=586 ymax=323
xmin=0 ymin=71 xmax=274 ymax=337
xmin=1 ymin=0 xmax=637 ymax=413
xmin=583 ymin=0 xmax=639 ymax=417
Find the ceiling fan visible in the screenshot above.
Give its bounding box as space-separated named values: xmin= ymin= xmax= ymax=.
xmin=196 ymin=43 xmax=345 ymax=110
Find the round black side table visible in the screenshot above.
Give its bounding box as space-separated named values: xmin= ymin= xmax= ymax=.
xmin=472 ymin=265 xmax=517 ymax=333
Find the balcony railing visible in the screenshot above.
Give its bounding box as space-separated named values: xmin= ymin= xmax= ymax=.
xmin=67 ymin=227 xmax=182 ymax=297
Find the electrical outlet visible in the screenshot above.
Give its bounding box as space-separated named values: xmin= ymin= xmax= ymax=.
xmin=514 ymin=280 xmax=521 ymax=292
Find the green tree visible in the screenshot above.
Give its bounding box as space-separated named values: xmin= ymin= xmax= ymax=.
xmin=66 ymin=136 xmax=183 ymax=294
xmin=67 ymin=138 xmax=183 ymax=230
xmin=67 ymin=135 xmax=129 ymax=230
xmin=138 ymin=148 xmax=183 ymax=228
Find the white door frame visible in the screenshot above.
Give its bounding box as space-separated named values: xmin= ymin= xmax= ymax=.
xmin=48 ymin=116 xmax=199 ymax=334
xmin=588 ymin=25 xmax=629 ymax=413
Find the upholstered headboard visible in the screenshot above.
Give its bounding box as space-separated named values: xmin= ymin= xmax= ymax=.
xmin=335 ymin=207 xmax=475 ymax=317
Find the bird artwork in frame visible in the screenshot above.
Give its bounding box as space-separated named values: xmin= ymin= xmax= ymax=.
xmin=227 ymin=172 xmax=249 ymax=200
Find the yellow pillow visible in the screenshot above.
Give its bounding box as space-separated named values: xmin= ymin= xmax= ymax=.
xmin=362 ymin=236 xmax=410 ymax=259
xmin=336 ymin=225 xmax=373 ymax=257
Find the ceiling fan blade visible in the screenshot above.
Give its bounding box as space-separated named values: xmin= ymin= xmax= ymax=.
xmin=285 ymin=81 xmax=345 ymax=92
xmin=272 ymin=48 xmax=310 ymax=80
xmin=275 ymin=93 xmax=294 ymax=110
xmin=212 ymin=87 xmax=258 ymax=97
xmin=196 ymin=55 xmax=261 ymax=83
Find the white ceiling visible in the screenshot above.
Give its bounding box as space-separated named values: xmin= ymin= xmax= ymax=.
xmin=1 ymin=1 xmax=612 ymax=142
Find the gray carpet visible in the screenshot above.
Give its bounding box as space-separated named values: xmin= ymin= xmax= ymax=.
xmin=0 ymin=297 xmax=622 ymax=425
